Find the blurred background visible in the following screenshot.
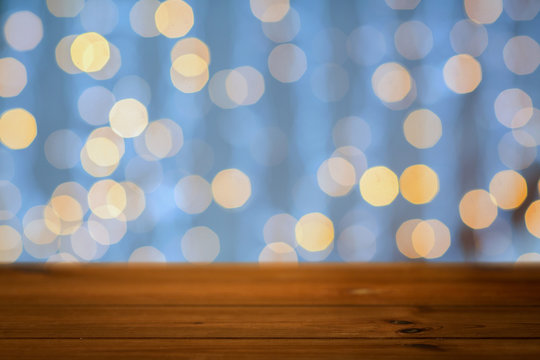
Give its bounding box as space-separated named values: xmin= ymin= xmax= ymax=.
xmin=1 ymin=0 xmax=540 ymax=263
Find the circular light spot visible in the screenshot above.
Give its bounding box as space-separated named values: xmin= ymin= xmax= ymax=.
xmin=0 ymin=57 xmax=27 ymax=97
xmin=385 ymin=0 xmax=421 ymax=10
xmin=525 ymin=200 xmax=540 ymax=238
xmin=88 ymin=213 xmax=127 ymax=245
xmin=268 ymin=44 xmax=307 ymax=83
xmin=120 ymin=182 xmax=146 ymax=221
xmin=250 ymin=0 xmax=290 ymax=22
xmin=332 ymin=146 xmax=368 ymax=182
xmin=443 ymin=54 xmax=482 ymax=94
xmin=295 ymin=212 xmax=334 ymax=252
xmin=130 ymin=0 xmax=161 ymax=37
xmin=89 ymin=43 xmax=121 ymax=80
xmin=337 ymin=225 xmax=376 ymax=262
xmin=0 ymin=225 xmax=22 ymax=263
xmin=70 ymin=225 xmax=99 ymax=261
xmin=359 ymin=166 xmax=399 ymax=207
xmin=129 ymin=246 xmax=166 ymax=262
xmin=0 ymin=181 xmax=21 ymax=220
xmin=450 ymin=20 xmax=488 ymax=57
xmin=80 ymin=0 xmax=118 ymax=35
xmin=489 ymin=170 xmax=527 ymax=210
xmin=403 ymin=109 xmax=442 ymax=149
xmin=412 ymin=219 xmax=451 ymax=259
xmin=311 ymin=63 xmax=349 ymax=102
xmin=181 ymin=226 xmax=220 ymax=263
xmin=47 ymin=0 xmax=85 ymax=17
xmin=347 ymin=26 xmax=386 ymax=66
xmin=86 ymin=138 xmax=120 ymax=167
xmin=211 ymin=169 xmax=252 ymax=209
xmin=517 ymin=252 xmax=540 ymax=262
xmin=155 ymin=0 xmax=194 ymax=38
xmin=4 ymin=11 xmax=43 ymax=51
xmin=396 ymin=218 xmax=422 ymax=259
xmin=261 ymin=7 xmax=300 ymax=43
xmin=498 ymin=131 xmax=536 ymax=170
xmin=504 ymin=0 xmax=540 ymax=21
xmin=174 ymin=175 xmax=212 ymax=214
xmin=503 ymin=36 xmax=540 ymax=75
xmin=394 ymin=21 xmax=433 ymax=60
xmin=171 ymin=62 xmax=209 ymax=93
xmin=263 ymin=213 xmax=297 ymax=247
xmin=78 ymin=86 xmax=116 ymax=126
xmin=70 ymin=32 xmax=110 ymax=73
xmin=50 ymin=195 xmax=83 ymax=223
xmin=173 ymin=54 xmax=207 ymax=77
xmin=45 ymin=130 xmax=82 ymax=169
xmin=0 ymin=108 xmax=37 ymax=150
xmin=494 ymin=88 xmax=533 ymax=129
xmin=226 ymin=66 xmax=265 ymax=106
xmin=109 ymin=98 xmax=148 ymax=138
xmin=465 ymin=0 xmax=502 ymax=24
xmin=399 ymin=164 xmax=439 ymax=204
xmin=81 ymin=127 xmax=125 ymax=177
xmin=317 ymin=157 xmax=356 ymax=197
xmin=372 ymin=62 xmax=412 ymax=103
xmin=259 ymin=242 xmax=298 ymax=262
xmin=55 ymin=35 xmax=82 ymax=74
xmin=88 ymin=179 xmax=127 ymax=219
xmin=459 ymin=189 xmax=498 ymax=229
xmin=144 ymin=119 xmax=183 ymax=159
xmin=23 ymin=206 xmax=58 ymax=246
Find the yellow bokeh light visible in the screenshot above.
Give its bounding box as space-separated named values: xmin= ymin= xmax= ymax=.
xmin=211 ymin=169 xmax=252 ymax=209
xmin=359 ymin=166 xmax=399 ymax=207
xmin=399 ymin=164 xmax=439 ymax=205
xmin=172 ymin=54 xmax=208 ymax=77
xmin=443 ymin=54 xmax=482 ymax=94
xmin=371 ymin=62 xmax=411 ymax=103
xmin=155 ymin=0 xmax=194 ymax=38
xmin=411 ymin=221 xmax=435 ymax=257
xmin=0 ymin=108 xmax=37 ymax=150
xmin=50 ymin=195 xmax=83 ymax=223
xmin=86 ymin=137 xmax=120 ymax=167
xmin=250 ymin=0 xmax=290 ymax=22
xmin=171 ymin=37 xmax=210 ymax=63
xmin=88 ymin=179 xmax=127 ymax=219
xmin=464 ymin=0 xmax=502 ymax=24
xmin=109 ymin=98 xmax=148 ymax=138
xmin=489 ymin=170 xmax=527 ymax=210
xmin=459 ymin=189 xmax=498 ymax=229
xmin=0 ymin=57 xmax=27 ymax=97
xmin=70 ymin=32 xmax=110 ymax=73
xmin=403 ymin=109 xmax=442 ymax=149
xmin=396 ymin=218 xmax=450 ymax=259
xmin=295 ymin=212 xmax=334 ymax=252
xmin=525 ymin=200 xmax=540 ymax=238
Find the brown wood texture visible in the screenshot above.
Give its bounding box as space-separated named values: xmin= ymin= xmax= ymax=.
xmin=1 ymin=263 xmax=540 ymax=359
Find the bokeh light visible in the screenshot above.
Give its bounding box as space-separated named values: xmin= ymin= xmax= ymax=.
xmin=459 ymin=189 xmax=498 ymax=230
xmin=0 ymin=58 xmax=27 ymax=97
xmin=0 ymin=108 xmax=37 ymax=150
xmin=295 ymin=212 xmax=334 ymax=252
xmin=155 ymin=0 xmax=194 ymax=38
xmin=399 ymin=164 xmax=439 ymax=205
xmin=211 ymin=169 xmax=252 ymax=209
xmin=443 ymin=54 xmax=482 ymax=94
xmin=360 ymin=166 xmax=399 ymax=207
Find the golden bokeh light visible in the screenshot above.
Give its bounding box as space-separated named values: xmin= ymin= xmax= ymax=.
xmin=396 ymin=218 xmax=422 ymax=259
xmin=489 ymin=170 xmax=527 ymax=210
xmin=411 ymin=221 xmax=435 ymax=257
xmin=109 ymin=98 xmax=148 ymax=138
xmin=0 ymin=57 xmax=27 ymax=97
xmin=250 ymin=0 xmax=290 ymax=22
xmin=464 ymin=0 xmax=502 ymax=24
xmin=211 ymin=169 xmax=252 ymax=209
xmin=88 ymin=179 xmax=127 ymax=219
xmin=173 ymin=54 xmax=207 ymax=77
xmin=317 ymin=157 xmax=356 ymax=197
xmin=443 ymin=54 xmax=482 ymax=94
xmin=81 ymin=127 xmax=125 ymax=177
xmin=50 ymin=195 xmax=83 ymax=223
xmin=171 ymin=37 xmax=210 ymax=63
xmin=399 ymin=164 xmax=439 ymax=205
xmin=89 ymin=43 xmax=122 ymax=80
xmin=174 ymin=175 xmax=213 ymax=214
xmin=70 ymin=32 xmax=111 ymax=73
xmin=0 ymin=108 xmax=37 ymax=150
xmin=295 ymin=212 xmax=334 ymax=252
xmin=181 ymin=226 xmax=220 ymax=263
xmin=359 ymin=166 xmax=399 ymax=207
xmin=86 ymin=137 xmax=120 ymax=167
xmin=403 ymin=109 xmax=442 ymax=149
xmin=155 ymin=0 xmax=194 ymax=38
xmin=525 ymin=200 xmax=540 ymax=238
xmin=371 ymin=62 xmax=412 ymax=103
xmin=396 ymin=218 xmax=450 ymax=259
xmin=459 ymin=189 xmax=498 ymax=229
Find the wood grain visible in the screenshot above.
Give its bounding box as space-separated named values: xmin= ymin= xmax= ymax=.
xmin=1 ymin=264 xmax=539 ymax=358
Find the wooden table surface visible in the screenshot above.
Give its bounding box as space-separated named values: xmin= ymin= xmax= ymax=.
xmin=1 ymin=263 xmax=540 ymax=359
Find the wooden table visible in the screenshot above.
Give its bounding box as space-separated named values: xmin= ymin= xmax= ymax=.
xmin=1 ymin=263 xmax=540 ymax=359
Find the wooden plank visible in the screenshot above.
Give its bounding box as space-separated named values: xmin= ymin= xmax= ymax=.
xmin=1 ymin=305 xmax=540 ymax=339
xmin=1 ymin=264 xmax=540 ymax=306
xmin=1 ymin=339 xmax=540 ymax=359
